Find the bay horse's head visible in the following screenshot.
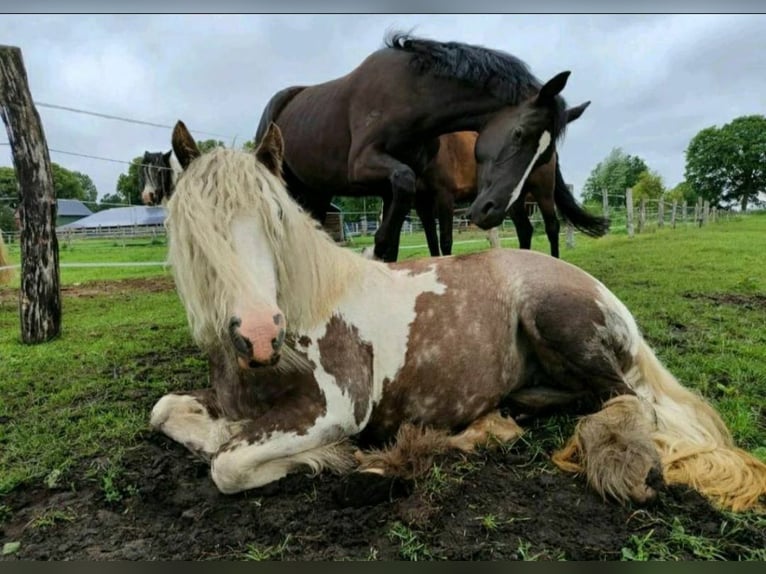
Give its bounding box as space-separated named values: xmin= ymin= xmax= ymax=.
xmin=469 ymin=71 xmax=590 ymax=229
xmin=166 ymin=120 xmax=291 ymax=369
xmin=139 ymin=150 xmax=179 ymax=205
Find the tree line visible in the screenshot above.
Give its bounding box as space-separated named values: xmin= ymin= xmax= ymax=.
xmin=581 ymin=114 xmax=766 ymax=213
xmin=1 ymin=113 xmax=763 ymax=235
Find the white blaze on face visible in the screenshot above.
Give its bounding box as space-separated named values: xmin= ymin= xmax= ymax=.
xmin=230 ymin=216 xmax=285 ymax=363
xmin=505 ymin=130 xmax=552 ymax=211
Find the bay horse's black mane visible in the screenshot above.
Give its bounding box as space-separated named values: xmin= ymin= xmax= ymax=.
xmin=384 ymin=32 xmax=568 ymax=141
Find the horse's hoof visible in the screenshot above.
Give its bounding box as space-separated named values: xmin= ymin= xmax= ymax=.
xmin=333 ymin=471 xmax=413 ymax=508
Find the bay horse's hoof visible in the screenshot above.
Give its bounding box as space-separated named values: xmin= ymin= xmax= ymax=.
xmin=333 ymin=471 xmax=413 ymax=508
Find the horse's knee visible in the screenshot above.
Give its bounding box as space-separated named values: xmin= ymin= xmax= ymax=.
xmin=210 ymin=446 xmax=284 ymax=494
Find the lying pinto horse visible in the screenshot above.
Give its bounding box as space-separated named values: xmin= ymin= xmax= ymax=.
xmin=151 ymin=120 xmax=766 ymax=513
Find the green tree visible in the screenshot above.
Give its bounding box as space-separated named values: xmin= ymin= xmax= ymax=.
xmin=582 ymin=147 xmax=648 ymax=207
xmin=0 ymin=166 xmax=17 ymax=200
xmin=666 ymin=181 xmax=698 ymax=205
xmin=631 ymin=169 xmax=665 ymax=205
xmin=96 ymin=193 xmax=127 ymax=211
xmin=73 ymin=171 xmax=98 ymax=204
xmin=684 ymin=115 xmax=766 ymax=211
xmin=1 ymin=163 xmax=96 ymax=203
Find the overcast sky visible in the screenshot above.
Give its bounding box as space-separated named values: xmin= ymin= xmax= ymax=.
xmin=1 ymin=14 xmax=763 ymax=204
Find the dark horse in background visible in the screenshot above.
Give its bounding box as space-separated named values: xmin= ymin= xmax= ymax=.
xmin=253 ymin=32 xmax=593 ymax=262
xmin=416 ymin=125 xmax=609 ymax=258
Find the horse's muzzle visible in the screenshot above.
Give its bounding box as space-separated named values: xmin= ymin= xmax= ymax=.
xmin=469 ymin=198 xmax=506 ymax=230
xmin=229 ymin=316 xmax=285 ymax=369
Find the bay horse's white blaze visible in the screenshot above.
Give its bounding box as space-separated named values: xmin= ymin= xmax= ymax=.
xmin=154 ymin=124 xmax=766 ymax=514
xmin=505 ymin=130 xmax=551 ymax=211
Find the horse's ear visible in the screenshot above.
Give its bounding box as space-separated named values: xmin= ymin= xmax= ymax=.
xmin=536 ymin=71 xmax=571 ymax=105
xmin=254 ymin=122 xmax=284 ymax=176
xmin=566 ymin=100 xmax=590 ymax=124
xmin=172 ymin=120 xmax=201 ymax=170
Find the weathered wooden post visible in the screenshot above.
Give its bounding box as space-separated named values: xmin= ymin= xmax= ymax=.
xmin=638 ymin=197 xmax=646 ymax=234
xmin=601 ymin=187 xmax=609 ymax=219
xmin=681 ymin=200 xmax=687 ymax=223
xmin=671 ymin=200 xmax=678 ymax=229
xmin=0 ymin=45 xmax=61 ymax=343
xmin=703 ymin=200 xmax=710 ymax=226
xmin=625 ymin=187 xmax=634 ymax=238
xmin=657 ymin=199 xmax=664 ymax=228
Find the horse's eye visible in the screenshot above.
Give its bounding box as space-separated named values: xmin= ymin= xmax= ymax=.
xmin=513 ymin=128 xmax=524 ymax=141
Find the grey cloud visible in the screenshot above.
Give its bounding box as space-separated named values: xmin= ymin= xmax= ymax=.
xmin=1 ymin=14 xmax=763 ymax=202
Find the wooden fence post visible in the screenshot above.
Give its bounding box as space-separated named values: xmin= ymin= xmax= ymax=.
xmin=657 ymin=199 xmax=664 ymax=228
xmin=711 ymin=206 xmax=717 ymax=223
xmin=671 ymin=200 xmax=677 ymax=229
xmin=638 ymin=198 xmax=646 ymax=234
xmin=0 ymin=45 xmax=61 ymax=343
xmin=601 ymin=188 xmax=609 ymax=219
xmin=703 ymin=200 xmax=710 ymax=226
xmin=695 ymin=197 xmax=702 ymax=226
xmin=625 ymin=188 xmax=634 ymax=237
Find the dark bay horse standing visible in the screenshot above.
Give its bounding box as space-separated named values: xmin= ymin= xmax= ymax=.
xmin=254 ymin=32 xmax=590 ymax=262
xmin=416 ymin=122 xmax=609 ymax=258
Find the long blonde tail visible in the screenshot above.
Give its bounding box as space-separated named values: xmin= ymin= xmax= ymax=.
xmin=554 ymin=339 xmax=766 ymax=513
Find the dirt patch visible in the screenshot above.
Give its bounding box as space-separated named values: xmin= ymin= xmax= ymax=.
xmin=683 ymin=292 xmax=766 ymax=310
xmin=2 ymin=422 xmax=763 ymax=561
xmin=0 ymin=276 xmax=175 ymax=305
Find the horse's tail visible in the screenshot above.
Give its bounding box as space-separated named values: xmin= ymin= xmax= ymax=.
xmin=555 ymin=339 xmax=766 ymax=512
xmin=553 ymin=166 xmax=610 ymax=238
xmin=254 ymin=85 xmax=307 ymax=144
xmin=0 ymin=232 xmax=13 ymax=285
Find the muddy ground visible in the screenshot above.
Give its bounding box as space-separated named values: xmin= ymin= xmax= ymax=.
xmin=1 ymin=277 xmax=764 ymax=560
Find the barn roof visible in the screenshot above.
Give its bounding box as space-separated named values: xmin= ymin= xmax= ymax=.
xmin=58 ymin=206 xmax=166 ymax=229
xmin=57 ymin=199 xmax=93 ymax=217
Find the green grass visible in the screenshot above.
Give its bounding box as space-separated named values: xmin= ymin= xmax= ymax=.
xmin=1 ymin=212 xmax=765 ymax=502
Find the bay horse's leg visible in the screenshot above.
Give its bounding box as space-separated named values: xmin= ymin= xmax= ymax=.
xmin=437 ymin=189 xmax=455 ymax=256
xmin=538 ymin=195 xmax=561 ymax=258
xmin=415 ymin=184 xmax=441 ymax=257
xmin=150 ymin=389 xmax=234 ymax=459
xmin=349 ymin=145 xmax=419 ymax=263
xmin=509 ymin=199 xmax=533 ymax=250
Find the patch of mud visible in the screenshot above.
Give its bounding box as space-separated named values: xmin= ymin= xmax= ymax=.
xmin=2 ymin=425 xmax=763 ymax=561
xmin=683 ymin=292 xmax=766 ymax=310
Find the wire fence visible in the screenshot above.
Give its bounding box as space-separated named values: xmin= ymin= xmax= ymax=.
xmin=1 ymin=99 xmax=762 ymax=275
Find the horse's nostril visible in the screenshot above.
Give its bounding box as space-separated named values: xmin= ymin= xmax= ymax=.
xmin=481 ymin=201 xmax=496 ymax=215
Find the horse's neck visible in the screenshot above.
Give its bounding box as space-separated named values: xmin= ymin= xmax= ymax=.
xmin=277 ymin=222 xmax=384 ymax=333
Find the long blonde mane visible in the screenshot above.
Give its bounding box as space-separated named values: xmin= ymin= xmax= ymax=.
xmin=165 ymin=147 xmax=376 ymax=350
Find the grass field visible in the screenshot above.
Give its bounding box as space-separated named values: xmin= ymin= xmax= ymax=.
xmin=1 ymin=212 xmax=765 ymax=560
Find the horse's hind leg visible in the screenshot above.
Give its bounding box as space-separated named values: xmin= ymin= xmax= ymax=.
xmin=150 ymin=389 xmax=235 ymax=459
xmin=355 ymin=410 xmax=523 ymax=476
xmin=446 ymin=410 xmax=524 ymax=452
xmin=552 ymin=395 xmax=664 ymax=505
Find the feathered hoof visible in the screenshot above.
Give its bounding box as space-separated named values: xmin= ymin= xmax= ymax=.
xmin=630 ymin=464 xmax=666 ymax=506
xmin=333 ymin=471 xmax=414 ymax=508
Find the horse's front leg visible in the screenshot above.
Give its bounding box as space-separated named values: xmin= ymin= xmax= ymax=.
xmin=150 ymin=389 xmax=236 ymax=459
xmin=209 ymin=416 xmax=357 ymax=495
xmin=349 ymin=144 xmax=417 ymax=262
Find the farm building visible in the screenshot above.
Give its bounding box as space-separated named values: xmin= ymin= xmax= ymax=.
xmin=57 ymin=205 xmax=166 ymax=237
xmin=56 ymin=203 xmax=347 ymax=242
xmin=56 ymin=199 xmax=93 ymax=226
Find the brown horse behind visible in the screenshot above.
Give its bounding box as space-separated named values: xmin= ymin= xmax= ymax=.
xmin=416 ymin=128 xmax=609 ymax=258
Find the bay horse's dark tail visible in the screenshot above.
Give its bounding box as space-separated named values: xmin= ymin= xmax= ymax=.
xmin=254 ymin=85 xmax=307 ymax=143
xmin=554 ymin=166 xmax=610 ymax=238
